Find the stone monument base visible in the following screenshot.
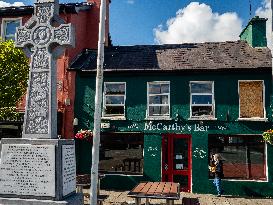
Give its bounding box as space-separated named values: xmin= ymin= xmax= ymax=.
xmin=0 ymin=193 xmax=83 ymax=205
xmin=0 ymin=138 xmax=81 ymax=202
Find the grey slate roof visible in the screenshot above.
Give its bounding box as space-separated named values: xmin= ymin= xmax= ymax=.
xmin=0 ymin=2 xmax=92 ymax=16
xmin=70 ymin=41 xmax=271 ymax=72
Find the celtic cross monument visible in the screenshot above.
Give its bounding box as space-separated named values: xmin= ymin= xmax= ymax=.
xmin=16 ymin=0 xmax=74 ymax=139
xmin=0 ymin=0 xmax=83 ymax=204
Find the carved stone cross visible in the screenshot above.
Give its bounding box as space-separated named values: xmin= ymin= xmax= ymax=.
xmin=15 ymin=0 xmax=75 ymax=139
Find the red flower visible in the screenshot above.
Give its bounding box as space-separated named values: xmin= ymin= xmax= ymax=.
xmin=75 ymin=129 xmax=93 ymax=142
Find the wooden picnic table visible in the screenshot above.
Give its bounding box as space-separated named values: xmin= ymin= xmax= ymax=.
xmin=128 ymin=182 xmax=180 ymax=205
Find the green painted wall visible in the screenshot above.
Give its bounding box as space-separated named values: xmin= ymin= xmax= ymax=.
xmin=240 ymin=25 xmax=253 ymax=47
xmin=74 ymin=70 xmax=273 ymax=196
xmin=252 ymin=20 xmax=267 ymax=47
xmin=240 ymin=17 xmax=267 ymax=47
xmin=143 ymin=134 xmax=162 ymax=181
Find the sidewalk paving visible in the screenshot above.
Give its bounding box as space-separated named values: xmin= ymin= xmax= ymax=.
xmin=83 ymin=189 xmax=273 ymax=205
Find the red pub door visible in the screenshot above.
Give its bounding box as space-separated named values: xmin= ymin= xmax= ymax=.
xmin=162 ymin=134 xmax=192 ymax=192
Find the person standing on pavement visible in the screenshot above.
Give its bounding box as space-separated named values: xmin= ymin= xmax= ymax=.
xmin=210 ymin=153 xmax=224 ymax=197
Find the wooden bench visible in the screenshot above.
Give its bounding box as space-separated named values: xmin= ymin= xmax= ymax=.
xmin=123 ymin=158 xmax=141 ymax=172
xmin=76 ymin=174 xmax=107 ymax=205
xmin=83 ymin=193 xmax=108 ymax=205
xmin=76 ymin=174 xmax=91 ymax=193
xmin=128 ymin=182 xmax=180 ymax=205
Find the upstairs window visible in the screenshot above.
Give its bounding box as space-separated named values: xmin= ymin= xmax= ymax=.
xmin=147 ymin=81 xmax=170 ymax=118
xmin=103 ymin=82 xmax=126 ymax=118
xmin=190 ymin=81 xmax=214 ymax=118
xmin=1 ymin=19 xmax=21 ymax=41
xmin=239 ymin=81 xmax=264 ymax=119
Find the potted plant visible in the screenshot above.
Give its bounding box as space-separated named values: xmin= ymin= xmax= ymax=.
xmin=262 ymin=129 xmax=273 ymax=145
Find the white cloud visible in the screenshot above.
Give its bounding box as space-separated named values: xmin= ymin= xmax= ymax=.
xmin=154 ymin=2 xmax=243 ymax=44
xmin=0 ymin=1 xmax=24 ymax=7
xmin=126 ymin=0 xmax=134 ymax=5
xmin=255 ymin=0 xmax=272 ymax=50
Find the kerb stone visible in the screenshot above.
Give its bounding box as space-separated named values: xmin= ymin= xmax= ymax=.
xmin=0 ymin=193 xmax=83 ymax=205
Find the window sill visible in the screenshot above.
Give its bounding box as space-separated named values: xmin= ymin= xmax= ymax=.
xmin=103 ymin=173 xmax=144 ymax=177
xmin=238 ymin=118 xmax=268 ymax=122
xmin=101 ymin=116 xmax=126 ymax=120
xmin=209 ymin=178 xmax=268 ymax=182
xmin=188 ymin=117 xmax=217 ymax=121
xmin=145 ymin=117 xmax=172 ymax=121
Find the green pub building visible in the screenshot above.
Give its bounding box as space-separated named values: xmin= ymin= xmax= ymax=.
xmin=71 ymin=17 xmax=273 ymax=196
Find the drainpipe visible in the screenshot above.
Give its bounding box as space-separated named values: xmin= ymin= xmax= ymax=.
xmin=271 ymin=1 xmax=273 ymax=112
xmin=90 ymin=0 xmax=106 ymax=204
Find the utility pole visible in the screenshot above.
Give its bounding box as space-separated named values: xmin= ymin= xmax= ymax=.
xmin=249 ymin=0 xmax=252 ymax=18
xmin=90 ymin=0 xmax=106 ymax=204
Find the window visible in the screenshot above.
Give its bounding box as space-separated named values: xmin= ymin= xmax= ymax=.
xmin=208 ymin=135 xmax=266 ymax=181
xmin=239 ymin=81 xmax=265 ymax=119
xmin=147 ymin=81 xmax=170 ymax=118
xmin=99 ymin=133 xmax=144 ymax=174
xmin=190 ymin=81 xmax=214 ymax=118
xmin=103 ymin=82 xmax=126 ymax=118
xmin=1 ymin=19 xmax=21 ymax=41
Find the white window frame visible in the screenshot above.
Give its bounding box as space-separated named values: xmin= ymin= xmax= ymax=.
xmin=190 ymin=81 xmax=215 ymax=119
xmin=238 ymin=80 xmax=266 ymax=121
xmin=147 ymin=81 xmax=170 ymax=119
xmin=102 ymin=82 xmax=126 ymax=120
xmin=1 ymin=18 xmax=22 ymax=41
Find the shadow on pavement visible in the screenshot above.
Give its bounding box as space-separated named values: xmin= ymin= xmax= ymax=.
xmin=222 ymin=195 xmax=272 ymax=200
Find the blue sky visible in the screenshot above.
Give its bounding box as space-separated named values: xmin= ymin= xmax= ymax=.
xmin=3 ymin=0 xmax=271 ymax=46
xmin=110 ymin=0 xmax=264 ymax=45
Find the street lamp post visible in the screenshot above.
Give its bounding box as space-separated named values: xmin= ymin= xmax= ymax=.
xmin=90 ymin=0 xmax=106 ymax=204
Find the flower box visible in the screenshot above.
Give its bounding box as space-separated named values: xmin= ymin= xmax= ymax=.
xmin=75 ymin=129 xmax=93 ymax=142
xmin=262 ymin=129 xmax=273 ymax=145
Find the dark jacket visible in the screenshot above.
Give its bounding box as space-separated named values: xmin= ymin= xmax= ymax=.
xmin=214 ymin=160 xmax=224 ymax=178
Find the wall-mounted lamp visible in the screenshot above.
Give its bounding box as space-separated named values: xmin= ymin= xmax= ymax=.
xmin=73 ymin=118 xmax=78 ymax=126
xmin=175 ymin=113 xmax=179 ymax=121
xmin=226 ymin=110 xmax=230 ymax=121
xmin=64 ymin=98 xmax=71 ymax=106
xmin=57 ymin=80 xmax=63 ymax=91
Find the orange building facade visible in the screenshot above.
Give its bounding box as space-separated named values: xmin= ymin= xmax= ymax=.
xmin=0 ymin=0 xmax=110 ymax=139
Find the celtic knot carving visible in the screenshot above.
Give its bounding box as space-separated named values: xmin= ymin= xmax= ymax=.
xmin=54 ymin=26 xmax=70 ymax=43
xmin=25 ymin=72 xmax=49 ymax=134
xmin=36 ymin=5 xmax=53 ymax=24
xmin=16 ymin=27 xmax=31 ymax=46
xmin=15 ymin=0 xmax=74 ymax=138
xmin=32 ymin=26 xmax=51 ymax=45
xmin=32 ymin=48 xmax=50 ymax=70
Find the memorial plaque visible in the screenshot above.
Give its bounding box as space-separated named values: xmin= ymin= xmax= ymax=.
xmin=62 ymin=145 xmax=76 ymax=196
xmin=0 ymin=144 xmax=55 ymax=196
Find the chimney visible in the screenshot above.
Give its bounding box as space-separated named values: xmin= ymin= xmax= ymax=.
xmin=239 ymin=16 xmax=268 ymax=48
xmin=86 ymin=0 xmax=110 ymax=47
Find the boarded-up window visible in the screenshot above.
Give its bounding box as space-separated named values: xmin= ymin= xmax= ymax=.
xmin=239 ymin=81 xmax=264 ymax=118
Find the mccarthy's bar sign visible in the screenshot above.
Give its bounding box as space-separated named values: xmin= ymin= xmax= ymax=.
xmin=143 ymin=122 xmax=227 ymax=132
